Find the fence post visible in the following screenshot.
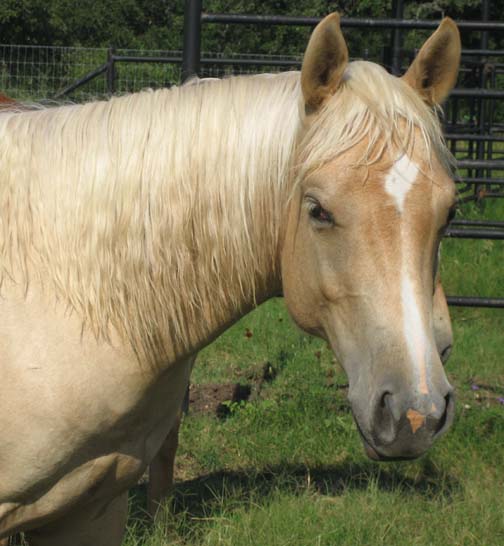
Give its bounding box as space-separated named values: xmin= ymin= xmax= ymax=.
xmin=181 ymin=2 xmax=202 ymax=416
xmin=477 ymin=0 xmax=490 ymax=198
xmin=390 ymin=0 xmax=404 ymax=75
xmin=182 ymin=0 xmax=202 ymax=82
xmin=107 ymin=47 xmax=116 ymax=94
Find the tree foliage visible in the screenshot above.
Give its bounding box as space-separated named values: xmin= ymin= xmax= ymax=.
xmin=0 ymin=0 xmax=501 ymax=54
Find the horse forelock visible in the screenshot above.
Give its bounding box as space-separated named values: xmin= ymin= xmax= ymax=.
xmin=295 ymin=60 xmax=454 ymax=185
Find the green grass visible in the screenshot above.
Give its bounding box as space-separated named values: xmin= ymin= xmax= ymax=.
xmin=442 ymin=198 xmax=503 ymax=301
xmin=122 ymin=199 xmax=503 ymax=546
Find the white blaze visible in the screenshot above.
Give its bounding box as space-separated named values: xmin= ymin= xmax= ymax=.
xmin=384 ymin=154 xmax=419 ymax=213
xmin=385 ymin=155 xmax=430 ymax=395
xmin=401 ymin=276 xmax=430 ymax=394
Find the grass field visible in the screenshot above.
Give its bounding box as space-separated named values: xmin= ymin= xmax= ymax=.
xmin=122 ymin=194 xmax=503 ymax=545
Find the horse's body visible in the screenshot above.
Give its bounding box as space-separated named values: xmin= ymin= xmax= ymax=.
xmin=0 ymin=14 xmax=461 ymax=544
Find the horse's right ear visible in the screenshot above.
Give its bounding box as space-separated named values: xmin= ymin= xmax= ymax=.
xmin=301 ymin=13 xmax=348 ymax=115
xmin=402 ymin=18 xmax=461 ymax=105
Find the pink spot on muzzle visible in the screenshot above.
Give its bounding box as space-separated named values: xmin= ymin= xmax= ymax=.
xmin=406 ymin=408 xmax=426 ymax=434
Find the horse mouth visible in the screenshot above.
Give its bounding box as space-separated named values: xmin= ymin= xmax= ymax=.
xmin=354 ymin=419 xmax=419 ymax=462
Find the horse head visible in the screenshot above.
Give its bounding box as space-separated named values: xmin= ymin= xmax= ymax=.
xmin=281 ymin=14 xmax=460 ymax=460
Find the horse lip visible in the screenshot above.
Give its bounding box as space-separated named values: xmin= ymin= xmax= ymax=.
xmin=353 ymin=413 xmax=382 ymax=460
xmin=354 ymin=422 xmax=385 ymax=461
xmin=354 ymin=414 xmax=419 ymax=462
xmin=362 ymin=437 xmax=381 ymax=461
xmin=358 ymin=430 xmax=418 ymax=462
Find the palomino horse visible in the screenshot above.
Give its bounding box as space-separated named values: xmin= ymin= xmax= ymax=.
xmin=0 ymin=84 xmax=453 ymax=527
xmin=0 ymin=13 xmax=460 ymax=545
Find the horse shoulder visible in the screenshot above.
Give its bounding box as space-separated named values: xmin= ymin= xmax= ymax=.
xmin=0 ymin=281 xmax=191 ymax=536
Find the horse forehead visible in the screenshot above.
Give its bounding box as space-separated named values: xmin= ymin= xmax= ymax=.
xmin=322 ymin=154 xmax=432 ymax=205
xmin=370 ymin=154 xmax=450 ymax=206
xmin=310 ymin=137 xmax=453 ymax=214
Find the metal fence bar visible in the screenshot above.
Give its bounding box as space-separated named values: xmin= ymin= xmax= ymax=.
xmin=200 ymin=57 xmax=300 ymax=66
xmin=461 ymin=49 xmax=504 ymax=56
xmin=457 ymin=179 xmax=504 ymax=186
xmin=450 ymin=89 xmax=504 ymax=99
xmin=112 ymin=55 xmax=182 ymax=64
xmin=54 ymin=63 xmax=108 ymax=99
xmin=113 ymin=53 xmax=301 ymax=67
xmin=201 ymin=13 xmax=504 ymax=31
xmin=447 ymin=297 xmax=504 ymax=308
xmin=182 ymin=0 xmax=202 ymax=82
xmin=445 ymin=134 xmax=504 ymax=143
xmin=458 ymin=192 xmax=504 ymax=204
xmin=451 ymin=219 xmax=504 ymax=228
xmin=106 ymin=47 xmax=116 ymax=94
xmin=457 ymin=160 xmax=504 ymax=170
xmin=390 ymin=0 xmax=404 ymax=75
xmin=445 ymin=228 xmax=504 ymax=239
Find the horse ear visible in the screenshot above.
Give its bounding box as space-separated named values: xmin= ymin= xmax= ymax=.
xmin=402 ymin=17 xmax=461 ymax=105
xmin=301 ymin=13 xmax=349 ymax=114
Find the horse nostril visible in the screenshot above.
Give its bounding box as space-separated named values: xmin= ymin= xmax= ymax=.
xmin=373 ymin=391 xmax=396 ymax=445
xmin=440 ymin=344 xmax=453 ymax=364
xmin=380 ymin=391 xmax=391 ymax=409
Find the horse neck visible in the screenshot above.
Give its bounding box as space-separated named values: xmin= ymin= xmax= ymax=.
xmin=0 ymin=74 xmax=301 ymax=366
xmin=154 ymin=74 xmax=301 ymax=360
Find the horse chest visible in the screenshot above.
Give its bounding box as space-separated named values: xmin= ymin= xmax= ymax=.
xmin=0 ymin=282 xmax=190 ymax=535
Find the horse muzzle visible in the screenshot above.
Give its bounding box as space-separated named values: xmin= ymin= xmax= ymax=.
xmin=351 ymin=386 xmax=455 ymax=461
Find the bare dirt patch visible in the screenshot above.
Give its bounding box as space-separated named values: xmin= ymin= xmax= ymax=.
xmin=187 ymin=361 xmax=279 ymax=417
xmin=188 ymin=383 xmax=251 ymax=417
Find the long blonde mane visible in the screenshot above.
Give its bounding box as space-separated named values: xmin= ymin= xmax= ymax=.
xmin=0 ymin=61 xmax=452 ymax=365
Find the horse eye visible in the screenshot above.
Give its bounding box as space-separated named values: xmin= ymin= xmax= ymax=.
xmin=309 ymin=203 xmax=334 ymax=225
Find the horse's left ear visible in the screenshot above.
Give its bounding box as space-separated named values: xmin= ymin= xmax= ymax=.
xmin=301 ymin=13 xmax=349 ymax=114
xmin=403 ymin=17 xmax=461 ymax=105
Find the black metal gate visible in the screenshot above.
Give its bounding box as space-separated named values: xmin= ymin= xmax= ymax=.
xmin=179 ymin=0 xmax=504 ymax=309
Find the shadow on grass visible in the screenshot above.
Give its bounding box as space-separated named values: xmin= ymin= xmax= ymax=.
xmin=128 ymin=457 xmax=461 ymax=535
